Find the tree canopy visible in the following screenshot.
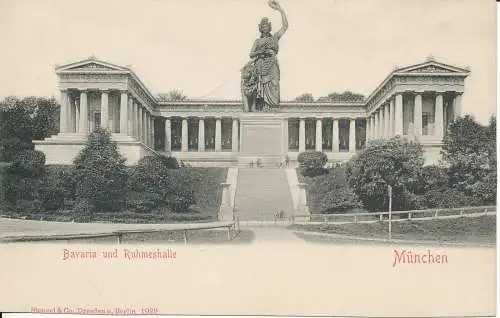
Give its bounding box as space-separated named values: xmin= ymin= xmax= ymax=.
xmin=293 ymin=93 xmax=314 ymax=102
xmin=73 ymin=127 xmax=128 ymax=213
xmin=0 ymin=96 xmax=59 ymax=161
xmin=441 ymin=115 xmax=496 ymax=204
xmin=292 ymin=91 xmax=365 ymax=103
xmin=345 ymin=136 xmax=425 ymax=212
xmin=157 ymin=89 xmax=188 ymax=101
xmin=317 ymin=91 xmax=365 ymax=103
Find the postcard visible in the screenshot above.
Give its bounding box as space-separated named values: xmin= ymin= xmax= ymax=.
xmin=0 ymin=0 xmax=497 ymax=316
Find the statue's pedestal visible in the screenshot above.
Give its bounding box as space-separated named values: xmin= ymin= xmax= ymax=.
xmin=238 ymin=112 xmax=287 ymax=166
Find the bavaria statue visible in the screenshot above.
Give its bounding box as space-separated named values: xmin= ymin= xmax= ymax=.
xmin=241 ymin=0 xmax=288 ymax=112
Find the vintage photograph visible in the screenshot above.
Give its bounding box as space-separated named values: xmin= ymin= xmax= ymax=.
xmin=0 ymin=0 xmax=497 ymax=316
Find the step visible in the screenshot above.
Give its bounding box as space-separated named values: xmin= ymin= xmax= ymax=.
xmin=234 ymin=168 xmax=295 ymax=221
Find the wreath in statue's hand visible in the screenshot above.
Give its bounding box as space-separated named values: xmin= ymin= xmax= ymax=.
xmin=268 ymin=0 xmax=281 ymax=11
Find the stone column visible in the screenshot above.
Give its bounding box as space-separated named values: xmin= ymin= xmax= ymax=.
xmin=142 ymin=109 xmax=147 ymax=143
xmin=68 ymin=96 xmax=76 ymax=133
xmin=366 ymin=116 xmax=371 ymax=141
xmin=131 ymin=99 xmax=137 ymax=138
xmin=79 ymin=90 xmax=88 ymax=134
xmin=59 ymin=90 xmax=69 ymax=133
xmin=389 ymin=99 xmax=395 ymax=137
xmin=198 ymin=117 xmax=205 ymax=152
xmin=349 ymin=118 xmax=356 ymax=152
xmin=374 ymin=111 xmax=379 ymax=138
xmin=414 ymin=93 xmax=423 ymax=137
xmin=147 ymin=113 xmax=151 ymax=146
xmin=181 ymin=118 xmax=188 ymax=152
xmin=75 ymin=98 xmax=80 ymax=133
xmin=135 ymin=101 xmax=140 ymax=139
xmin=299 ymin=118 xmax=306 ymax=152
xmin=165 ymin=118 xmax=171 ymax=152
xmin=332 ymin=119 xmax=339 ymax=152
xmin=384 ymin=103 xmax=390 ymax=137
xmin=150 ymin=116 xmax=155 ymax=148
xmin=394 ymin=94 xmax=403 ymax=135
xmin=143 ymin=112 xmax=148 ymax=144
xmin=120 ymin=91 xmax=128 ymax=134
xmin=232 ymin=118 xmax=239 ymax=152
xmin=379 ymin=106 xmax=385 ymax=138
xmin=371 ymin=115 xmax=376 ymax=139
xmin=435 ymin=93 xmax=444 ymax=139
xmin=215 ymin=118 xmax=222 ymax=152
xmin=127 ymin=95 xmax=133 ymax=136
xmin=145 ymin=110 xmax=151 ymax=146
xmin=315 ymin=118 xmax=323 ymax=152
xmin=453 ymin=93 xmax=462 ymax=120
xmin=137 ymin=106 xmax=143 ymax=141
xmin=100 ymin=90 xmax=109 ymax=130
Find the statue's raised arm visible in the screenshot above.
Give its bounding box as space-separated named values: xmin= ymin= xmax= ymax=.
xmin=269 ymin=0 xmax=288 ymax=39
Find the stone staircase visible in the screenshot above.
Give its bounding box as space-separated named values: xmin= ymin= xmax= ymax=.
xmin=234 ymin=168 xmax=295 ymax=222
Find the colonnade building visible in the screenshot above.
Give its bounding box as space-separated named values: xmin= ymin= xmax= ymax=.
xmin=35 ymin=56 xmax=469 ymax=166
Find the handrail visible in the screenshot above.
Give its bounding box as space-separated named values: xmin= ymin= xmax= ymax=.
xmin=293 ymin=205 xmax=496 ymax=219
xmin=0 ymin=221 xmax=237 ymax=244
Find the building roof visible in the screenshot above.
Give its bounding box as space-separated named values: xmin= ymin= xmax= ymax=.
xmin=55 ymin=56 xmax=470 ymax=108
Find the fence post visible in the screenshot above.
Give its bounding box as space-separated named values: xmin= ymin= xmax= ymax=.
xmin=460 ymin=209 xmax=463 ymax=216
xmin=183 ymin=230 xmax=188 ymax=245
xmin=354 ymin=214 xmax=357 ymax=223
xmin=323 ymin=216 xmax=328 ymax=223
xmin=116 ymin=233 xmax=123 ymax=245
xmin=408 ymin=212 xmax=412 ymax=220
xmin=434 ymin=209 xmax=439 ymax=218
xmin=379 ymin=214 xmax=383 ymax=221
xmin=227 ymin=226 xmax=232 ymax=240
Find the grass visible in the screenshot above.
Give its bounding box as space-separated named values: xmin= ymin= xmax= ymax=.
xmin=289 ymin=215 xmax=496 ymax=245
xmin=188 ymin=167 xmax=228 ymax=220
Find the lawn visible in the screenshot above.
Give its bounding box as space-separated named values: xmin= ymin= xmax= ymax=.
xmin=188 ymin=167 xmax=228 ymax=220
xmin=289 ymin=215 xmax=496 ymax=245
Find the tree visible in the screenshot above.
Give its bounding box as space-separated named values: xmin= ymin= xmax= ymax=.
xmin=157 ymin=89 xmax=187 ymax=101
xmin=297 ymin=151 xmax=328 ymax=177
xmin=0 ymin=97 xmax=35 ymax=162
xmin=441 ymin=115 xmax=496 ymax=203
xmin=29 ymin=96 xmax=59 ymax=140
xmin=0 ymin=96 xmax=59 ymax=161
xmin=73 ymin=127 xmax=128 ymax=214
xmin=317 ymin=91 xmax=365 ymax=103
xmin=345 ymin=136 xmax=425 ymax=212
xmin=293 ymin=93 xmax=314 ymax=102
xmin=3 ymin=150 xmax=46 ymax=205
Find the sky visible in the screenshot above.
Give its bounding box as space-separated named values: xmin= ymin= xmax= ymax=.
xmin=0 ymin=0 xmax=496 ymax=123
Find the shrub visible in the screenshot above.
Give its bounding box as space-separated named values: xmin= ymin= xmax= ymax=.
xmin=297 ymin=151 xmax=328 ymax=177
xmin=38 ymin=165 xmax=75 ymax=211
xmin=128 ymin=155 xmax=195 ymax=213
xmin=125 ymin=191 xmax=161 ymax=213
xmin=15 ymin=199 xmax=43 ymax=215
xmin=307 ymin=166 xmax=362 ymax=213
xmin=73 ymin=128 xmax=128 ymax=212
xmin=159 ymin=155 xmax=179 ymax=169
xmin=72 ymin=200 xmax=94 ymax=222
xmin=424 ymin=188 xmax=483 ymax=208
xmin=345 ymin=136 xmax=425 ymax=212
